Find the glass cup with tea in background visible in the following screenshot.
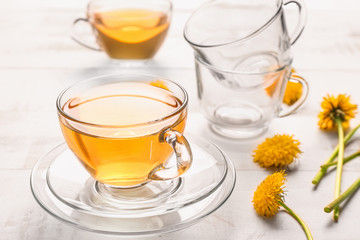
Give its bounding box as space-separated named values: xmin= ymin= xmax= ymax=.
xmin=72 ymin=0 xmax=172 ymax=60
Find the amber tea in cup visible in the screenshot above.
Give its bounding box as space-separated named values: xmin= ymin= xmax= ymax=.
xmin=57 ymin=75 xmax=192 ymax=187
xmin=72 ymin=0 xmax=172 ymax=60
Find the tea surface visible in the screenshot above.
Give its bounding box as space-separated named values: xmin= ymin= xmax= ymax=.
xmin=92 ymin=9 xmax=169 ymax=59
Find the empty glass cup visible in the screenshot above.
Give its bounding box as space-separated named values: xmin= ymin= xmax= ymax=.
xmin=194 ymin=54 xmax=308 ymax=138
xmin=184 ymin=0 xmax=307 ymax=72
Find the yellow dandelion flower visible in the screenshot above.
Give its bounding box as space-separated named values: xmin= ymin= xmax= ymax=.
xmin=252 ymin=134 xmax=302 ymax=168
xmin=317 ymin=94 xmax=357 ymax=220
xmin=318 ymin=94 xmax=357 ymax=130
xmin=253 ymin=172 xmax=314 ymax=239
xmin=252 ymin=171 xmax=286 ymax=217
xmin=283 ymin=80 xmax=302 ymax=106
xmin=150 ymin=80 xmax=170 ymax=91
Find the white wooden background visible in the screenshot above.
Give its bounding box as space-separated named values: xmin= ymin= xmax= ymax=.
xmin=1 ymin=0 xmax=360 ymax=239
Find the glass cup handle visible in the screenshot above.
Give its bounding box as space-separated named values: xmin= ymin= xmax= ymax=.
xmin=71 ymin=18 xmax=101 ymax=51
xmin=284 ymin=0 xmax=307 ymax=45
xmin=278 ymin=74 xmax=309 ymax=117
xmin=149 ymin=129 xmax=193 ymax=181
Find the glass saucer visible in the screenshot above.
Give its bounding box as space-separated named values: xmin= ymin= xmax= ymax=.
xmin=30 ymin=136 xmax=236 ymax=236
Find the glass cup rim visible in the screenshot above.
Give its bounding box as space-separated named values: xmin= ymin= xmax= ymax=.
xmin=87 ymin=0 xmax=173 ymax=17
xmin=194 ymin=54 xmax=293 ymax=76
xmin=56 ymin=73 xmax=188 ymax=129
xmin=184 ymin=0 xmax=283 ymax=48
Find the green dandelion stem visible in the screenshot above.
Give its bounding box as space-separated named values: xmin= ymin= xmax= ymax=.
xmin=324 ymin=176 xmax=360 ymax=213
xmin=334 ymin=118 xmax=345 ymax=221
xmin=321 ymin=151 xmax=360 ymax=169
xmin=278 ymin=201 xmax=313 ymax=240
xmin=312 ymin=123 xmax=360 ymax=185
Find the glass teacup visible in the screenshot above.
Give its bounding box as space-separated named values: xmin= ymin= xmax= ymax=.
xmin=56 ymin=74 xmax=192 ymax=188
xmin=184 ymin=0 xmax=306 ymax=71
xmin=72 ymin=0 xmax=172 ymax=60
xmin=194 ymin=54 xmax=308 ymax=138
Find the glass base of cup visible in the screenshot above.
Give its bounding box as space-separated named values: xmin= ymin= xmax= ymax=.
xmin=79 ymin=178 xmax=182 ymax=211
xmin=210 ymin=124 xmax=268 ymax=139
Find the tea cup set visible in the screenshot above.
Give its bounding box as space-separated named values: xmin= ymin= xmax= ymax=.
xmin=30 ymin=0 xmax=307 ymax=235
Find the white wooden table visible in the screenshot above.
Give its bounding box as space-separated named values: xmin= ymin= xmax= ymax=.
xmin=2 ymin=0 xmax=360 ymax=239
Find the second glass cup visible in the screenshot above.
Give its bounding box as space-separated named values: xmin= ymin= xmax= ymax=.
xmin=195 ymin=54 xmax=308 ymax=139
xmin=184 ymin=0 xmax=306 ymax=72
xmin=72 ymin=0 xmax=172 ymax=60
